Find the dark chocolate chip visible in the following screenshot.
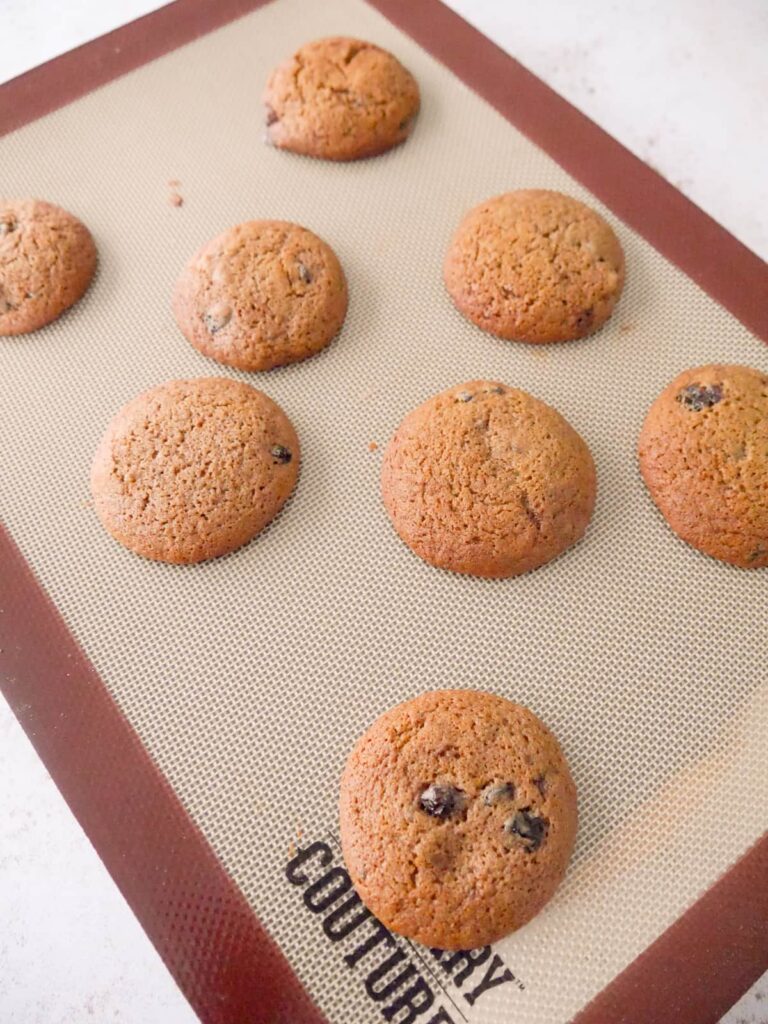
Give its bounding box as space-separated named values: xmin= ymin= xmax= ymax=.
xmin=483 ymin=782 xmax=515 ymax=806
xmin=265 ymin=105 xmax=279 ymax=127
xmin=297 ymin=261 xmax=312 ymax=285
xmin=419 ymin=783 xmax=466 ymax=819
xmin=0 ymin=217 xmax=17 ymax=236
xmin=504 ymin=808 xmax=547 ymax=851
xmin=676 ymin=383 xmax=723 ymax=412
xmin=270 ymin=444 xmax=292 ymax=464
xmin=455 ymin=390 xmax=473 ymax=403
xmin=487 ymin=385 xmax=505 ymax=395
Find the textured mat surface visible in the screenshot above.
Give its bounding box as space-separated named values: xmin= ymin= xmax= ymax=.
xmin=1 ymin=1 xmax=766 ymax=1020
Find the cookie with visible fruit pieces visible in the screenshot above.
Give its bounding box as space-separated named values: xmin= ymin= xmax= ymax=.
xmin=0 ymin=198 xmax=96 ymax=335
xmin=264 ymin=36 xmax=419 ymax=161
xmin=173 ymin=220 xmax=347 ymax=371
xmin=444 ymin=189 xmax=624 ymax=343
xmin=639 ymin=363 xmax=768 ymax=567
xmin=339 ymin=689 xmax=578 ymax=950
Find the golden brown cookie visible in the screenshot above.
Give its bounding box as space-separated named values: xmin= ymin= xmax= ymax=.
xmin=91 ymin=378 xmax=299 ymax=564
xmin=172 ymin=220 xmax=348 ymax=372
xmin=381 ymin=380 xmax=596 ymax=577
xmin=638 ymin=364 xmax=768 ymax=568
xmin=263 ymin=36 xmax=420 ymax=161
xmin=444 ymin=190 xmax=625 ymax=343
xmin=339 ymin=689 xmax=578 ymax=950
xmin=0 ymin=198 xmax=96 ymax=336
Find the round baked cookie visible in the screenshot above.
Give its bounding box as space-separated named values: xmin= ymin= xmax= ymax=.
xmin=638 ymin=364 xmax=768 ymax=568
xmin=173 ymin=220 xmax=348 ymax=372
xmin=0 ymin=198 xmax=96 ymax=336
xmin=444 ymin=190 xmax=625 ymax=343
xmin=339 ymin=689 xmax=578 ymax=950
xmin=263 ymin=36 xmax=420 ymax=160
xmin=91 ymin=378 xmax=300 ymax=564
xmin=381 ymin=381 xmax=596 ymax=577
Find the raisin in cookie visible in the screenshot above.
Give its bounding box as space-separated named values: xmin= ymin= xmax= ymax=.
xmin=91 ymin=378 xmax=299 ymax=563
xmin=0 ymin=198 xmax=96 ymax=335
xmin=173 ymin=220 xmax=347 ymax=372
xmin=381 ymin=380 xmax=596 ymax=577
xmin=639 ymin=364 xmax=768 ymax=567
xmin=444 ymin=190 xmax=624 ymax=343
xmin=264 ymin=37 xmax=420 ymax=160
xmin=339 ymin=689 xmax=578 ymax=950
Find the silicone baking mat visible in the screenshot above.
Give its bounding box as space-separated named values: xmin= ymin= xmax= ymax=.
xmin=1 ymin=1 xmax=767 ymax=1023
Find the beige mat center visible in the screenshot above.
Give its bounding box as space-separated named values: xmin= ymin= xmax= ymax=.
xmin=1 ymin=1 xmax=766 ymax=1021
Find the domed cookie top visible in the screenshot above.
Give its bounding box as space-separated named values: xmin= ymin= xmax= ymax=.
xmin=91 ymin=377 xmax=299 ymax=564
xmin=639 ymin=364 xmax=768 ymax=568
xmin=381 ymin=380 xmax=596 ymax=577
xmin=264 ymin=36 xmax=420 ymax=160
xmin=339 ymin=689 xmax=578 ymax=950
xmin=444 ymin=190 xmax=624 ymax=343
xmin=173 ymin=220 xmax=348 ymax=371
xmin=0 ymin=198 xmax=96 ymax=336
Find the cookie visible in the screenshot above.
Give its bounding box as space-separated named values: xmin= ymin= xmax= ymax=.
xmin=91 ymin=378 xmax=299 ymax=564
xmin=381 ymin=381 xmax=596 ymax=577
xmin=173 ymin=221 xmax=348 ymax=371
xmin=339 ymin=689 xmax=578 ymax=950
xmin=444 ymin=190 xmax=625 ymax=343
xmin=638 ymin=364 xmax=768 ymax=568
xmin=0 ymin=198 xmax=96 ymax=336
xmin=263 ymin=37 xmax=420 ymax=161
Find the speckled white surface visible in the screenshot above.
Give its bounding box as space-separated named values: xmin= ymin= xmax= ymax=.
xmin=1 ymin=2 xmax=766 ymax=1022
xmin=0 ymin=0 xmax=168 ymax=85
xmin=724 ymin=976 xmax=768 ymax=1024
xmin=0 ymin=705 xmax=198 ymax=1023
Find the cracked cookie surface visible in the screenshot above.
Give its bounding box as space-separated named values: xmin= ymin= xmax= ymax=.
xmin=444 ymin=189 xmax=624 ymax=343
xmin=639 ymin=364 xmax=768 ymax=567
xmin=339 ymin=689 xmax=578 ymax=950
xmin=91 ymin=377 xmax=300 ymax=564
xmin=173 ymin=220 xmax=347 ymax=371
xmin=263 ymin=36 xmax=420 ymax=160
xmin=381 ymin=381 xmax=596 ymax=578
xmin=0 ymin=198 xmax=96 ymax=335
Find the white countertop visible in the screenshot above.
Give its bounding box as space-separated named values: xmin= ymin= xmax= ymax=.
xmin=1 ymin=2 xmax=766 ymax=1022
